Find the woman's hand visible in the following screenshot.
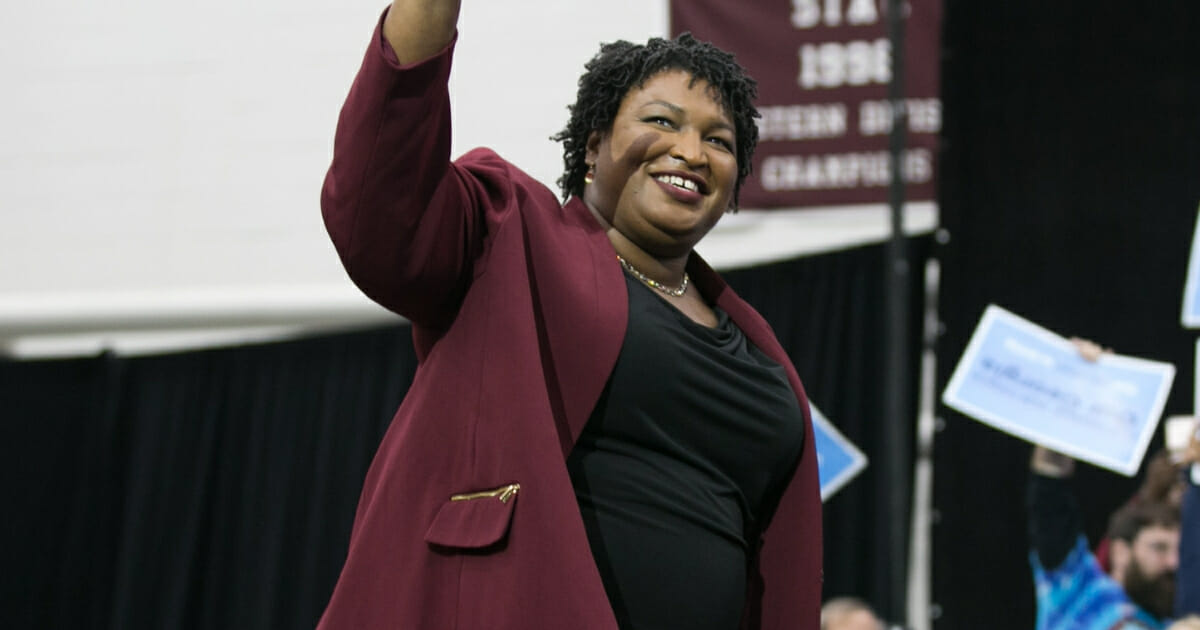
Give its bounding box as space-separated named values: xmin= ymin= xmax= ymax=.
xmin=383 ymin=0 xmax=462 ymax=64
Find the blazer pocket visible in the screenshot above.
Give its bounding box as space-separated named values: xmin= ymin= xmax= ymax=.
xmin=424 ymin=483 xmax=520 ymax=550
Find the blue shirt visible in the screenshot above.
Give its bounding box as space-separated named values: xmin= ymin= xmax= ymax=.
xmin=1031 ymin=536 xmax=1164 ymax=630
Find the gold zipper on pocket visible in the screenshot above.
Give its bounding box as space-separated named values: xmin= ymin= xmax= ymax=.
xmin=450 ymin=483 xmax=520 ymax=504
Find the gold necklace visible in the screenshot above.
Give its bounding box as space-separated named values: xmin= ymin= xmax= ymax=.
xmin=615 ymin=254 xmax=689 ymax=297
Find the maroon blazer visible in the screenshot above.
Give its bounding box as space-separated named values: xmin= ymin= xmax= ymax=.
xmin=317 ymin=18 xmax=822 ymax=630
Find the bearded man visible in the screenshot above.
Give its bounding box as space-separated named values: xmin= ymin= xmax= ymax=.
xmin=1028 ymin=446 xmax=1180 ymax=629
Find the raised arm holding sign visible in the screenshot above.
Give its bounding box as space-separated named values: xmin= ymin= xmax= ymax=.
xmin=942 ymin=305 xmax=1175 ymax=476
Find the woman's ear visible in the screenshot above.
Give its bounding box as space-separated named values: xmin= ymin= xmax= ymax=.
xmin=585 ymin=130 xmax=603 ymax=165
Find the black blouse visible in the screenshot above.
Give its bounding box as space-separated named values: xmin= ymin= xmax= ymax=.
xmin=567 ymin=272 xmax=806 ymax=630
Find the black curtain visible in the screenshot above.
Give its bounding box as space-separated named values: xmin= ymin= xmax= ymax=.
xmin=3 ymin=239 xmax=928 ymax=629
xmin=934 ymin=1 xmax=1200 ymax=628
xmin=4 ymin=327 xmax=417 ymax=629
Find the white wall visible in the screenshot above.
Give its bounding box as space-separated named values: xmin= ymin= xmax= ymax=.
xmin=0 ymin=1 xmax=669 ymax=353
xmin=0 ymin=1 xmax=931 ymax=356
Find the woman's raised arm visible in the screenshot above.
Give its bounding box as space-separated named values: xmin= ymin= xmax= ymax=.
xmin=322 ymin=0 xmax=479 ymax=328
xmin=383 ymin=0 xmax=462 ymax=64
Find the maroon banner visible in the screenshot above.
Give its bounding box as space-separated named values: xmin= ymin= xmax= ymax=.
xmin=671 ymin=0 xmax=943 ymax=209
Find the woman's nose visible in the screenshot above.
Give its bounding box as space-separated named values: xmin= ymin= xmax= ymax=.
xmin=669 ymin=130 xmax=707 ymax=167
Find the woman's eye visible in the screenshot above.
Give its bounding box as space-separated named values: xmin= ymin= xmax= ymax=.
xmin=708 ymin=137 xmax=734 ymax=151
xmin=646 ymin=116 xmax=675 ymax=128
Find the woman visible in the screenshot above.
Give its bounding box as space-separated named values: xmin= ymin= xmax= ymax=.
xmin=318 ymin=1 xmax=822 ymax=628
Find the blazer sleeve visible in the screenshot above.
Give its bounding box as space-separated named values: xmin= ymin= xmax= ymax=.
xmin=321 ymin=14 xmax=494 ymax=329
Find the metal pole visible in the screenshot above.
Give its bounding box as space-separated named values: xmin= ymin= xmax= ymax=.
xmin=884 ymin=0 xmax=912 ymax=622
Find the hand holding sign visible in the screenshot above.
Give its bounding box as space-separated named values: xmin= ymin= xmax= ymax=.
xmin=942 ymin=305 xmax=1175 ymax=476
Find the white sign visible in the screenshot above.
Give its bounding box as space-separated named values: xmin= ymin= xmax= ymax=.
xmin=1181 ymin=204 xmax=1200 ymax=327
xmin=943 ymin=305 xmax=1175 ymax=476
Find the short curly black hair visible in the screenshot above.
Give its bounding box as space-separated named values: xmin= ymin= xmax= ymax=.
xmin=552 ymin=33 xmax=760 ymax=209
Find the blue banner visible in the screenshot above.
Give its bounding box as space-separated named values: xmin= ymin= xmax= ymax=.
xmin=811 ymin=404 xmax=868 ymax=500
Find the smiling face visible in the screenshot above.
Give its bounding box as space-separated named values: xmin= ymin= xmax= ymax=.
xmin=582 ymin=70 xmax=739 ymax=259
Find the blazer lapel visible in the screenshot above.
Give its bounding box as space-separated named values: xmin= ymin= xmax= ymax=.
xmin=524 ymin=196 xmax=627 ymax=458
